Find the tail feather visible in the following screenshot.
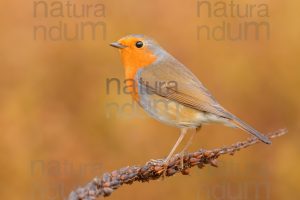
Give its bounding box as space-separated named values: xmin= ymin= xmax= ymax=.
xmin=231 ymin=116 xmax=271 ymax=144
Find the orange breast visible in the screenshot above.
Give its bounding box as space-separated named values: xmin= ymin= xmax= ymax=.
xmin=120 ymin=48 xmax=156 ymax=101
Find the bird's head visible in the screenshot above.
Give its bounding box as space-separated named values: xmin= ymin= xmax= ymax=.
xmin=110 ymin=34 xmax=164 ymax=69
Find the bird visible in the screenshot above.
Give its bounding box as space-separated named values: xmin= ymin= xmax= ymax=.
xmin=110 ymin=34 xmax=271 ymax=164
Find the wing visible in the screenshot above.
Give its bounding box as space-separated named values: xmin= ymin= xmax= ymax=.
xmin=136 ymin=54 xmax=232 ymax=119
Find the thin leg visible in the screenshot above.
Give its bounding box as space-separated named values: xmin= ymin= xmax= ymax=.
xmin=181 ymin=127 xmax=198 ymax=153
xmin=164 ymin=128 xmax=188 ymax=163
xmin=179 ymin=127 xmax=200 ymax=169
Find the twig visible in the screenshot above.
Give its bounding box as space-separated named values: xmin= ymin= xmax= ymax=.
xmin=67 ymin=129 xmax=287 ymax=200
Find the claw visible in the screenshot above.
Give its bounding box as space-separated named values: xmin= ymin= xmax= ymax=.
xmin=179 ymin=150 xmax=188 ymax=169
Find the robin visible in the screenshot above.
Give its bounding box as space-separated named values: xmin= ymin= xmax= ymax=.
xmin=110 ymin=34 xmax=271 ymax=164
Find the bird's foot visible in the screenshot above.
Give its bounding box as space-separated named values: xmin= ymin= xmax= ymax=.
xmin=148 ymin=159 xmax=169 ymax=179
xmin=160 ymin=156 xmax=178 ymax=178
xmin=179 ymin=150 xmax=188 ymax=170
xmin=161 ymin=159 xmax=171 ymax=178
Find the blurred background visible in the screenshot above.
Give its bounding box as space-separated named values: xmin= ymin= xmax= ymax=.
xmin=1 ymin=0 xmax=299 ymax=199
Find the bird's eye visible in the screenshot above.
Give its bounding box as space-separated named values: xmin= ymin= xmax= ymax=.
xmin=135 ymin=41 xmax=143 ymax=48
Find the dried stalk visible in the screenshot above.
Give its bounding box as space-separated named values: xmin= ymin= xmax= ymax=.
xmin=67 ymin=129 xmax=287 ymax=200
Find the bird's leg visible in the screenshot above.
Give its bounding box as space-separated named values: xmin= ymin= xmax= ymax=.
xmin=179 ymin=127 xmax=198 ymax=169
xmin=181 ymin=127 xmax=199 ymax=153
xmin=163 ymin=128 xmax=188 ymax=166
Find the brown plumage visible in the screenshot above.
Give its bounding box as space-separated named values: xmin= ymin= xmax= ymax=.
xmin=111 ymin=34 xmax=271 ymax=163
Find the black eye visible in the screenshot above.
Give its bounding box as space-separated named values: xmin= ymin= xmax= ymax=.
xmin=135 ymin=41 xmax=143 ymax=48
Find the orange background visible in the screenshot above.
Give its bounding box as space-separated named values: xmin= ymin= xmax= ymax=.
xmin=1 ymin=0 xmax=299 ymax=199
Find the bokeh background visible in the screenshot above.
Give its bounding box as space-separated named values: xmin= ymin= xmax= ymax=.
xmin=1 ymin=0 xmax=299 ymax=199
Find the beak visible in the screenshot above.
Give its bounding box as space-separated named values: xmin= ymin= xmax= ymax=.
xmin=110 ymin=42 xmax=127 ymax=49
